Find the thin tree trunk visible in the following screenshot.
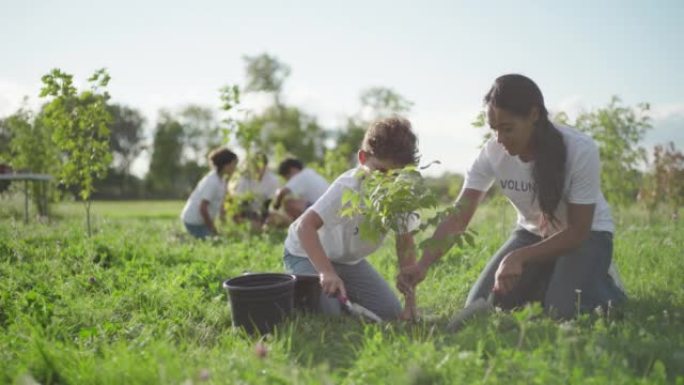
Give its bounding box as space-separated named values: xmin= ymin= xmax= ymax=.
xmin=85 ymin=200 xmax=92 ymax=237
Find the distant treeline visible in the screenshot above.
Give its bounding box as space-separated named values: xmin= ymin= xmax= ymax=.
xmin=0 ymin=54 xmax=682 ymax=217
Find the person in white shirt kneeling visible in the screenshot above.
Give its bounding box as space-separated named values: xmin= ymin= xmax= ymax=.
xmin=273 ymin=158 xmax=330 ymax=221
xmin=283 ymin=117 xmax=420 ymax=320
xmin=180 ymin=148 xmax=238 ymax=239
xmin=398 ymin=74 xmax=627 ymax=319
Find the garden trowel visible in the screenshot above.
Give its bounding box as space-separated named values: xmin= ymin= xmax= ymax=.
xmin=337 ymin=295 xmax=383 ymax=323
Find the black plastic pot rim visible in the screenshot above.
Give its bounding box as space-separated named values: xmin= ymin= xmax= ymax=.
xmin=222 ymin=273 xmax=296 ymax=292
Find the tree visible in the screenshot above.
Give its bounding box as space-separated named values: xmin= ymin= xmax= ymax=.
xmin=146 ymin=110 xmax=185 ymax=197
xmin=179 ymin=104 xmax=222 ymax=166
xmin=336 ymin=117 xmax=366 ymax=161
xmin=242 ymin=105 xmax=326 ymax=164
xmin=40 ymin=68 xmax=113 ymax=236
xmin=226 ymin=54 xmax=327 ymax=166
xmin=359 ymin=86 xmax=414 ymax=120
xmin=106 ymin=104 xmax=145 ymax=196
xmin=574 ymin=97 xmax=651 ymax=207
xmin=639 ymin=142 xmax=684 ymax=221
xmin=336 ymin=87 xmax=414 ymax=160
xmin=312 ymin=142 xmax=353 ymax=182
xmin=0 ymin=117 xmax=11 ymax=194
xmin=144 ymin=105 xmax=224 ymax=198
xmin=3 ymin=103 xmax=60 ymax=215
xmin=220 ymin=84 xmax=269 ymax=184
xmin=0 ymin=116 xmax=12 ymax=163
xmin=107 ymin=104 xmax=145 ymax=174
xmin=243 ymin=53 xmax=291 ymax=107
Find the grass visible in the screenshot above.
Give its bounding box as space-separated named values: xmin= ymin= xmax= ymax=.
xmin=0 ymin=197 xmax=682 ymax=384
xmin=0 ymin=196 xmax=184 ymax=221
xmin=56 ymin=200 xmax=185 ymax=220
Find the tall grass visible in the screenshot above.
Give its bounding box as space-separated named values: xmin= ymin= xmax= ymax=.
xmin=0 ymin=200 xmax=682 ymax=384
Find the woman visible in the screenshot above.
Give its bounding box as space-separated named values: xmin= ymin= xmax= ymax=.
xmin=180 ymin=147 xmax=238 ymax=239
xmin=399 ymin=74 xmax=626 ymax=319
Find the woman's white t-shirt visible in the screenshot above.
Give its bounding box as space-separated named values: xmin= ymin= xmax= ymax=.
xmin=284 ymin=168 xmax=420 ymax=265
xmin=285 ymin=168 xmax=330 ymax=204
xmin=464 ymin=124 xmax=614 ymax=236
xmin=180 ymin=170 xmax=227 ymax=225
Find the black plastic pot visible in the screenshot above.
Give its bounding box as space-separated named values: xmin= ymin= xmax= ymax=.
xmin=222 ymin=273 xmax=296 ymax=334
xmin=293 ymin=274 xmax=321 ymax=313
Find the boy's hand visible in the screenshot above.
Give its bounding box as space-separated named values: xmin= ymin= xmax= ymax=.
xmin=320 ymin=271 xmax=346 ymax=297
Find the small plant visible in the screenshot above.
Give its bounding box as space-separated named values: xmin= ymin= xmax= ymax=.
xmin=4 ymin=100 xmax=60 ymax=216
xmin=219 ymin=84 xmax=270 ymax=224
xmin=341 ymin=164 xmax=476 ymax=258
xmin=219 ymin=84 xmax=268 ymax=179
xmin=40 ymin=68 xmax=113 ymax=236
xmin=340 ymin=165 xmax=475 ymax=321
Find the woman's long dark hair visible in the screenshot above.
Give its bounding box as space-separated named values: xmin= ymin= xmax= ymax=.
xmin=484 ymin=74 xmax=567 ymax=226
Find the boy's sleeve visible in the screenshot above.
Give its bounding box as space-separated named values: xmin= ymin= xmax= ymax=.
xmin=310 ymin=182 xmax=345 ymax=226
xmin=567 ymin=141 xmax=601 ymax=204
xmin=463 ymin=142 xmax=496 ymax=192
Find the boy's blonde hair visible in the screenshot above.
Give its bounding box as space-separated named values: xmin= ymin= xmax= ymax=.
xmin=361 ymin=116 xmax=419 ymax=166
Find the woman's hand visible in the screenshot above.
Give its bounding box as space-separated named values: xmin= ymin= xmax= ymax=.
xmin=320 ymin=271 xmax=346 ymax=297
xmin=493 ymin=251 xmax=526 ymax=294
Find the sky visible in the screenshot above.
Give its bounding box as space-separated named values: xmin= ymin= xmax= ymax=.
xmin=1 ymin=0 xmax=683 ymax=176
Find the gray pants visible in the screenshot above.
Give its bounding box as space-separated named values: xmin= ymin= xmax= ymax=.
xmin=283 ymin=250 xmax=402 ymax=320
xmin=466 ymin=229 xmax=627 ymax=319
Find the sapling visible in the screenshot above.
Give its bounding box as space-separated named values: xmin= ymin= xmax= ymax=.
xmin=219 ymin=84 xmax=273 ymax=228
xmin=341 ymin=164 xmax=476 ymax=321
xmin=40 ymin=69 xmax=113 ymax=236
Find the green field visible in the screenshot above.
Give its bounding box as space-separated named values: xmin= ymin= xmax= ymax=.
xmin=0 ymin=200 xmax=682 ymax=384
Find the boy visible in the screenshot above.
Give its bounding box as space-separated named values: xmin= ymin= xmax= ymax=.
xmin=274 ymin=158 xmax=330 ymax=220
xmin=283 ymin=117 xmax=419 ymax=320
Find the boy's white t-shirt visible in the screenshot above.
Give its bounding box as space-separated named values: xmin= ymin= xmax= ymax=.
xmin=233 ymin=170 xmax=280 ymax=211
xmin=284 ymin=168 xmax=420 ymax=265
xmin=180 ymin=170 xmax=227 ymax=225
xmin=464 ymin=124 xmax=614 ymax=236
xmin=285 ymin=168 xmax=330 ymax=204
